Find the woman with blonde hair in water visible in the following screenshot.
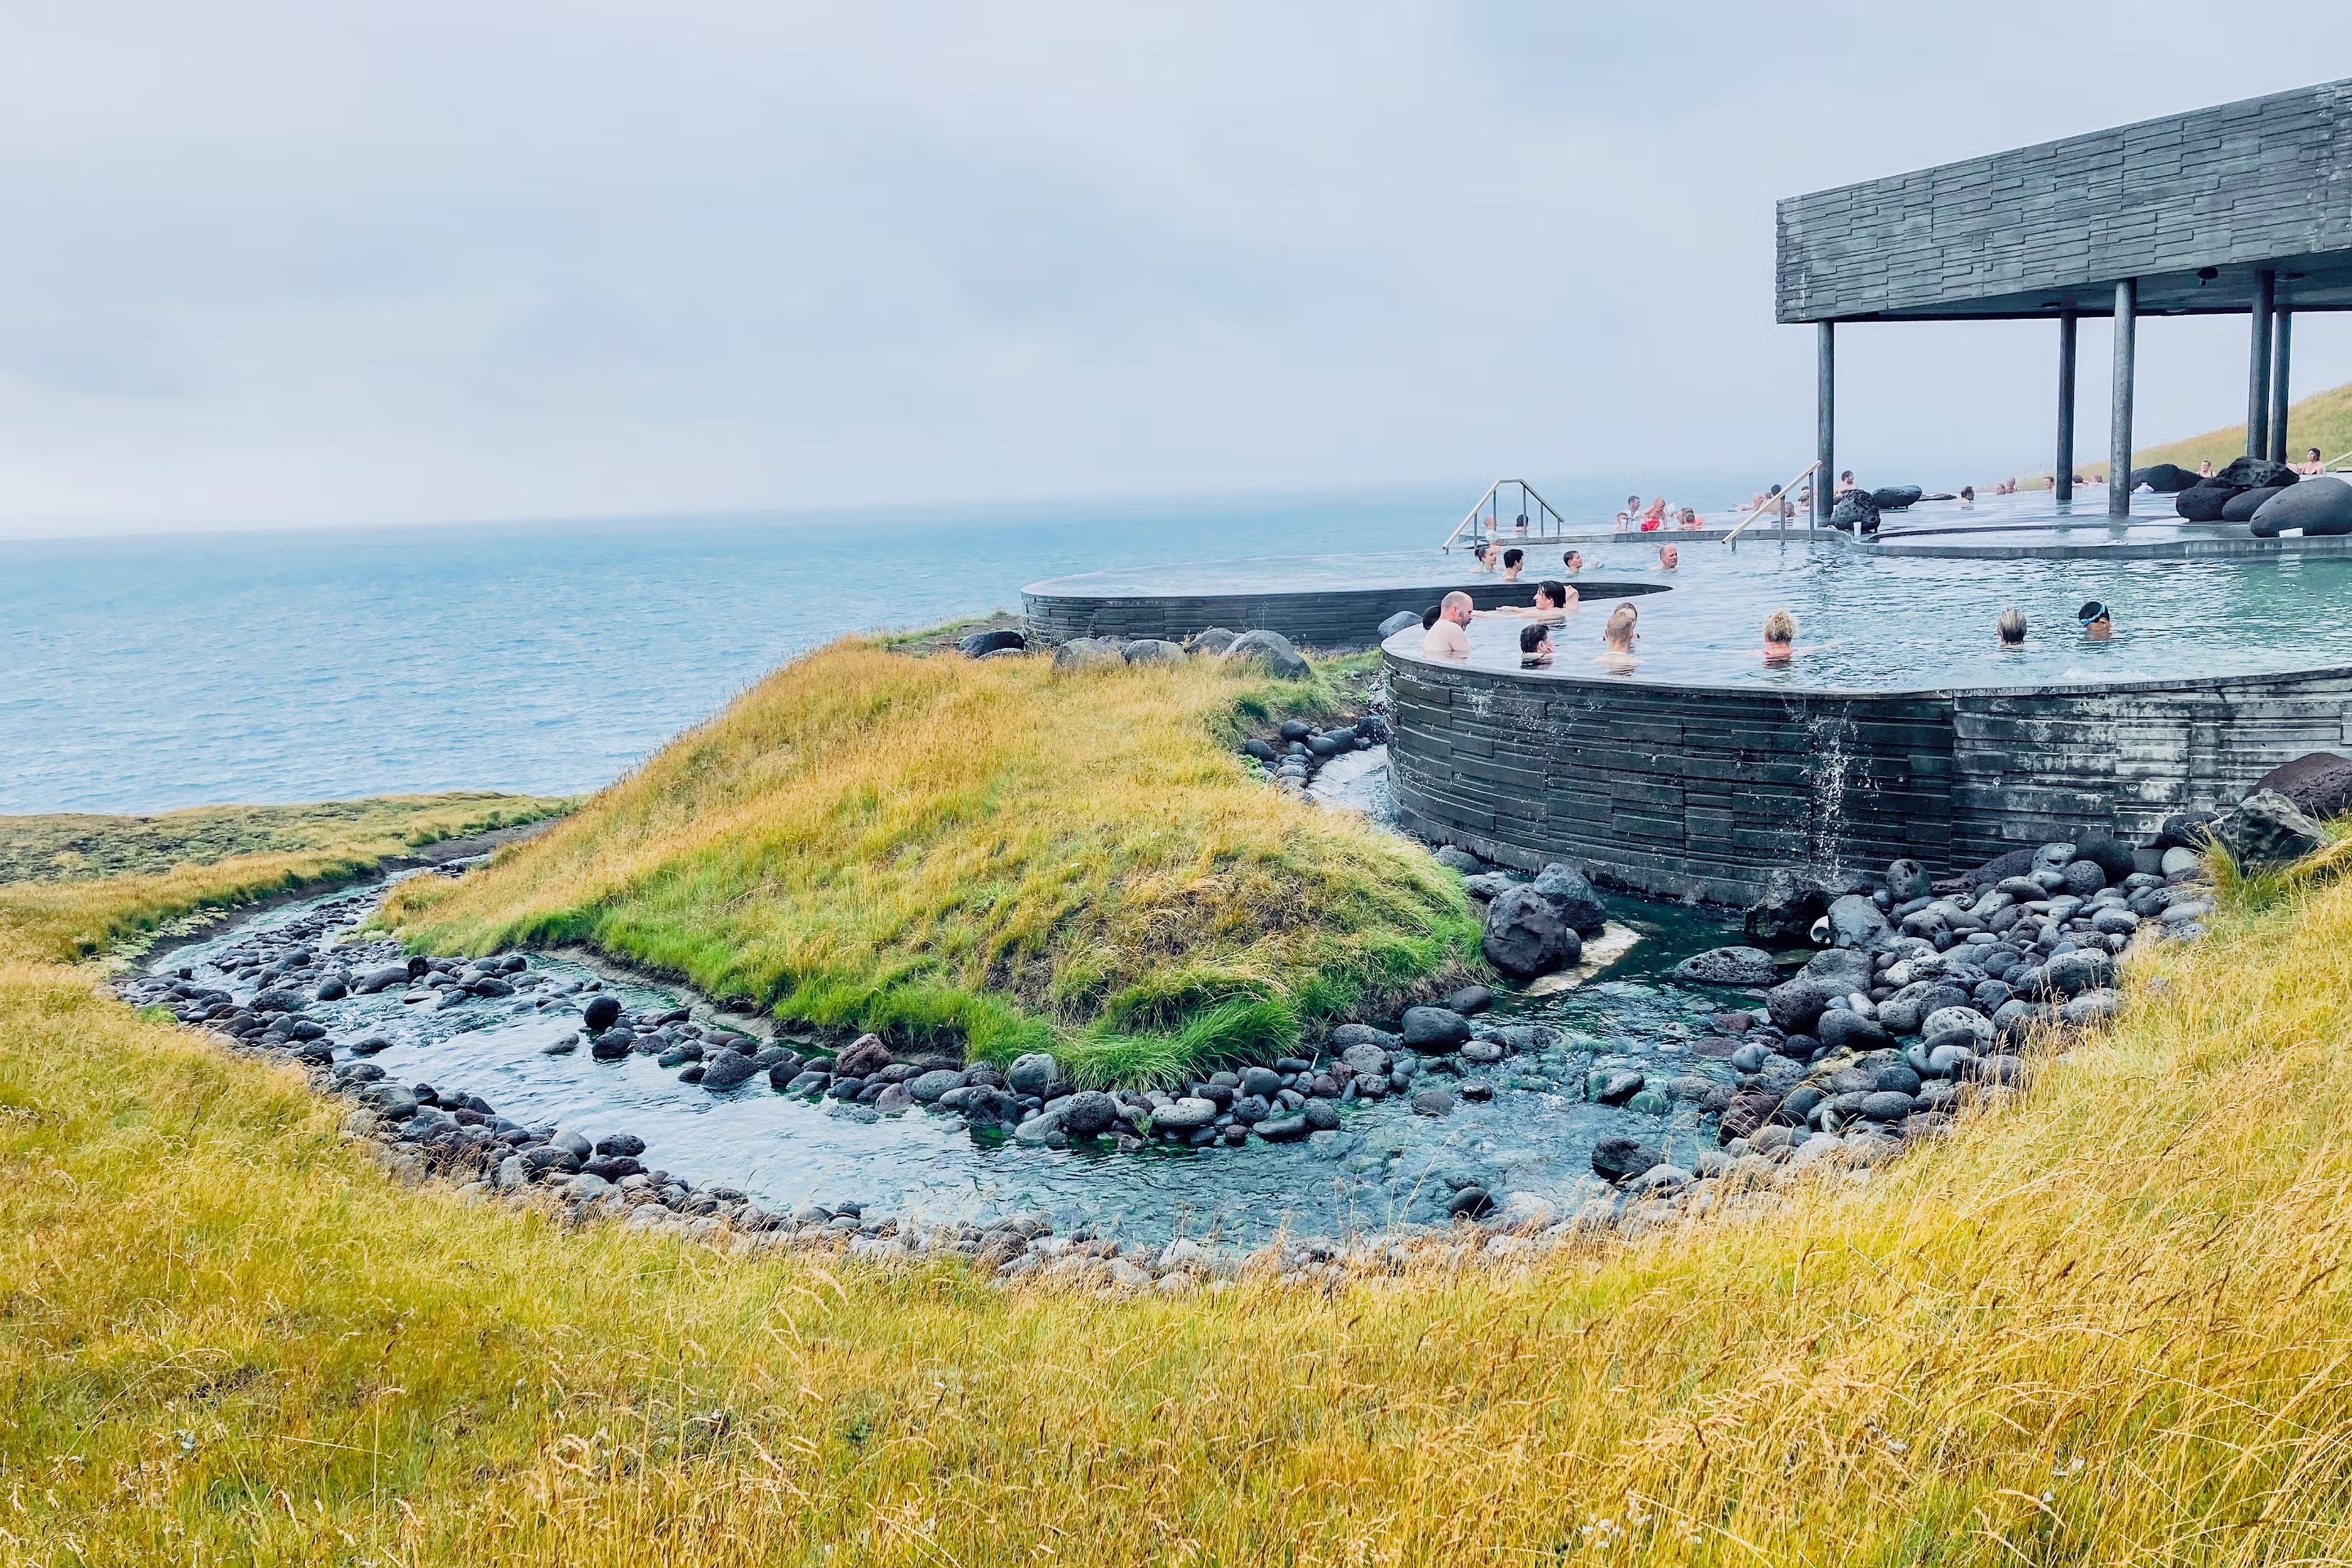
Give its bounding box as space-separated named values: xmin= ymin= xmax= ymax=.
xmin=1761 ymin=609 xmax=1796 ymax=665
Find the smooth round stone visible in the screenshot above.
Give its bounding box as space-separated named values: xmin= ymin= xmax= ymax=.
xmin=1153 ymin=1096 xmax=1219 ymax=1133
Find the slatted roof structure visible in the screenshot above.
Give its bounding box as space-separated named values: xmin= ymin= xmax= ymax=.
xmin=1776 ymin=79 xmax=2352 ymax=517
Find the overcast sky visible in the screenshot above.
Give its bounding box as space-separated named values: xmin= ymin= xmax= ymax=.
xmin=0 ymin=2 xmax=2342 ymax=537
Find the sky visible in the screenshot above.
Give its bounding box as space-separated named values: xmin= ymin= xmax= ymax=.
xmin=0 ymin=1 xmax=2343 ymax=538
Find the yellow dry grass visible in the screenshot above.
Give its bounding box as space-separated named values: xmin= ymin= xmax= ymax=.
xmin=5 ymin=821 xmax=2352 ymax=1560
xmin=382 ymin=639 xmax=1477 ymax=1084
xmin=0 ymin=794 xmax=567 ymax=968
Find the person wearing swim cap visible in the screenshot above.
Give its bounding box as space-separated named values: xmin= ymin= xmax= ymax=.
xmin=2078 ymin=601 xmax=2111 ymax=641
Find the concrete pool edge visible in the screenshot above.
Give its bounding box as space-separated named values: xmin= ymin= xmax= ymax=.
xmin=1382 ymin=638 xmax=2352 ymax=903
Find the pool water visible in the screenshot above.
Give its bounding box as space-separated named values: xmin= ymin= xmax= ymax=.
xmin=148 ymin=874 xmax=1753 ymax=1247
xmin=1390 ymin=501 xmax=2352 ymax=692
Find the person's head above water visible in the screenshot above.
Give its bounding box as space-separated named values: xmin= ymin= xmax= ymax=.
xmin=1420 ymin=603 xmax=1442 ymax=631
xmin=1533 ymin=579 xmax=1572 ymax=611
xmin=2078 ymin=600 xmax=2111 ymax=639
xmin=1997 ymin=608 xmax=2027 ymax=646
xmin=1562 ymin=550 xmax=1583 ymax=572
xmin=1602 ymin=603 xmax=1639 ymax=649
xmin=1441 ymin=590 xmax=1475 ymax=625
xmin=1762 ymin=609 xmax=1796 ymax=660
xmin=1501 ymin=547 xmax=1525 ymax=577
xmin=1656 ymin=545 xmax=1678 ymax=570
xmin=1519 ymin=622 xmax=1552 ymax=657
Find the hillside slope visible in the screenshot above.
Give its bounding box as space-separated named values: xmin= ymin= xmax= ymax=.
xmin=384 ymin=639 xmax=1479 ymax=1084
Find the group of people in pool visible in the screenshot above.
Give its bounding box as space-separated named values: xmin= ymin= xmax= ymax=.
xmin=1469 ymin=541 xmax=1680 ymax=579
xmin=1419 ymin=571 xmax=2118 ymax=671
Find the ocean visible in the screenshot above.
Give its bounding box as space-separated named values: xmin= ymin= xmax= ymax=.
xmin=5 ymin=483 xmax=1732 ymax=815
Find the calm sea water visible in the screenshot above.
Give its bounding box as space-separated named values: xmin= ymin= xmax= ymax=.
xmin=5 ymin=488 xmax=1578 ymax=816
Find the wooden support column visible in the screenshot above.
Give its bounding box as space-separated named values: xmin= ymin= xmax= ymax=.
xmin=2110 ymin=279 xmax=2136 ymax=519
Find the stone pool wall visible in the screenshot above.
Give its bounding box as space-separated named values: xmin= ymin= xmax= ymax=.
xmin=1023 ymin=579 xmax=1665 ymax=650
xmin=1385 ymin=646 xmax=2352 ymax=902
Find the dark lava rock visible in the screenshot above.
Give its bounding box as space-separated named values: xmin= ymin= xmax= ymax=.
xmin=1826 ymin=893 xmax=1888 ymax=949
xmin=1592 ymin=1136 xmax=1665 ymax=1184
xmin=583 ymin=1155 xmax=642 ymax=1182
xmin=314 ymin=975 xmax=349 ymax=1001
xmin=1058 ymin=1090 xmax=1118 ymax=1137
xmin=589 ymin=1030 xmax=636 ymax=1061
xmin=1400 ymin=1006 xmax=1472 ymax=1052
xmin=1829 ymin=491 xmax=1880 ymax=533
xmin=1256 ymin=1113 xmax=1311 ymax=1142
xmin=1745 ymin=867 xmax=1831 ymax=946
xmin=1279 ymin=720 xmax=1314 ymax=742
xmin=2158 ymin=810 xmax=2218 ymax=851
xmin=780 ymin=1068 xmax=829 ymax=1093
xmin=1223 ymin=628 xmax=1310 ymax=680
xmin=1302 ymin=1098 xmax=1341 ymax=1131
xmin=2252 ymin=475 xmax=2352 ymax=537
xmin=1242 ymin=737 xmax=1277 ymax=763
xmin=353 ymin=965 xmax=409 ymax=995
xmin=834 ymin=1035 xmax=895 ymax=1079
xmin=959 ymin=628 xmax=1027 ymax=658
xmin=2216 ymin=456 xmax=2298 ymax=489
xmin=2175 ymin=482 xmax=2239 ymax=522
xmin=1765 ymin=979 xmax=1834 ymax=1036
xmin=2042 ymin=949 xmax=2113 ymax=999
xmin=2248 ymin=752 xmax=2352 ymax=823
xmin=1815 ymin=1009 xmax=1891 ymax=1054
xmin=1886 ymin=858 xmax=1932 ymax=902
xmin=1869 ymin=484 xmax=1923 ymax=511
xmin=1122 ymin=638 xmax=1188 ymax=666
xmin=2223 ymin=485 xmax=2291 ymax=522
xmin=1409 ymin=1087 xmax=1455 ymax=1117
xmin=2132 ymin=462 xmax=2201 ymax=494
xmin=348 ymin=1036 xmax=393 ymax=1056
xmin=581 ymin=995 xmax=622 ymax=1032
xmin=2073 ymin=831 xmax=2136 ymax=883
xmin=1719 ymin=1089 xmax=1782 ymax=1141
xmin=595 ymin=1133 xmax=646 ymax=1157
xmin=1378 ymin=609 xmax=1421 ymax=638
xmin=1444 ymin=1185 xmax=1495 ymax=1218
xmin=1481 ymin=886 xmax=1578 ymax=979
xmin=2062 ymin=859 xmax=2108 ymax=897
xmin=1446 ymin=984 xmax=1494 ymax=1015
xmin=2211 ymin=789 xmax=2326 ymax=871
xmin=1592 ymin=1070 xmax=1645 ymax=1106
xmin=1529 ymin=862 xmax=1607 ymax=937
xmin=1858 ymin=1090 xmax=1915 ymax=1122
xmin=1673 ymin=946 xmax=1780 ymax=987
xmin=1188 ymin=627 xmax=1240 ymax=656
xmin=699 ymin=1053 xmax=758 ymax=1089
xmin=1434 ymin=846 xmax=1485 ymax=873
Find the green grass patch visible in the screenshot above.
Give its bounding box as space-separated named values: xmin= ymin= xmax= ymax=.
xmin=384 ymin=638 xmax=1477 ymax=1084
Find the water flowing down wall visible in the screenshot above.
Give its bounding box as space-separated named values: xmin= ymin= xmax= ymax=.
xmin=1384 ymin=646 xmax=2352 ymax=902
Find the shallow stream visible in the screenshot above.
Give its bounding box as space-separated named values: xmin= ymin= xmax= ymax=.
xmin=146 ymin=864 xmax=1750 ymax=1249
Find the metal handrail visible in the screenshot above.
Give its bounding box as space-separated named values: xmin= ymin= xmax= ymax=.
xmin=1440 ymin=478 xmax=1571 ymax=551
xmin=1723 ymin=460 xmax=1821 ymax=547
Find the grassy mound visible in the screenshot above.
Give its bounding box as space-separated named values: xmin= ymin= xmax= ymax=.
xmin=0 ymin=794 xmax=568 ymax=965
xmin=383 ymin=639 xmax=1478 ymax=1085
xmin=9 ymin=824 xmax=2352 ymax=1559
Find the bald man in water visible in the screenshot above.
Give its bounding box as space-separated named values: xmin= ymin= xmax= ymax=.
xmin=1422 ymin=590 xmax=1473 ymax=657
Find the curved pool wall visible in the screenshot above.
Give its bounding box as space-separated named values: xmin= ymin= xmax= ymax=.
xmin=1382 ymin=639 xmax=2352 ymax=903
xmin=1023 ymin=564 xmax=1669 ymax=649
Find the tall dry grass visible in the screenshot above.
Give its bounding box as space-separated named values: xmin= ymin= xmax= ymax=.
xmin=385 ymin=641 xmax=1477 ymax=1084
xmin=6 ymin=828 xmax=2352 ymax=1561
xmin=0 ymin=793 xmax=567 ymax=967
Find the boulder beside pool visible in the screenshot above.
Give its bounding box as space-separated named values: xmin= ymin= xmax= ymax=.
xmin=2176 ymin=482 xmax=2239 ymax=522
xmin=2132 ymin=462 xmax=2201 ymax=494
xmin=2220 ymin=485 xmax=2290 ymax=523
xmin=1378 ymin=609 xmax=1422 ymax=639
xmin=1221 ymin=628 xmax=1311 ymax=680
xmin=2250 ymin=475 xmax=2352 ymax=537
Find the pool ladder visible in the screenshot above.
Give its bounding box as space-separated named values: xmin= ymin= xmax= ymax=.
xmin=1440 ymin=479 xmax=1571 ymax=551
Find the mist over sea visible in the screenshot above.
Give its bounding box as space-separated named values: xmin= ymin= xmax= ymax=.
xmin=4 ymin=480 xmax=1749 ymax=815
